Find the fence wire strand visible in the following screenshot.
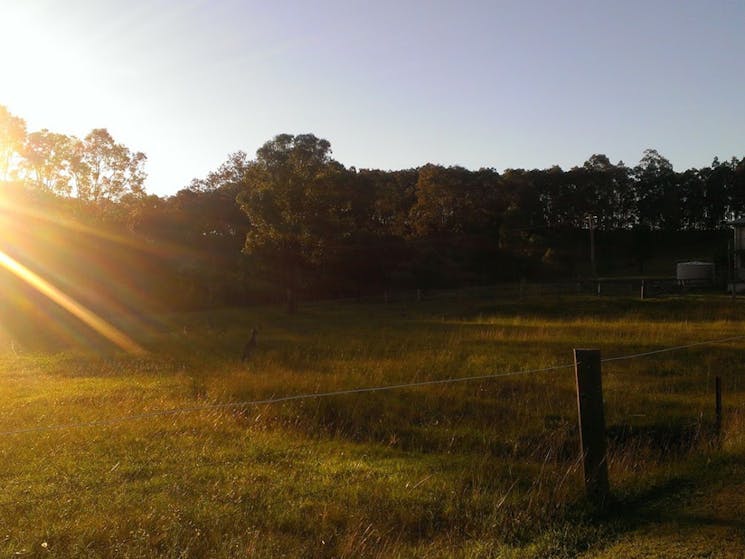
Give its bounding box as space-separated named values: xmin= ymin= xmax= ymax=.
xmin=0 ymin=363 xmax=575 ymax=437
xmin=0 ymin=332 xmax=743 ymax=438
xmin=601 ymin=334 xmax=745 ymax=363
xmin=0 ymin=329 xmax=743 ymax=512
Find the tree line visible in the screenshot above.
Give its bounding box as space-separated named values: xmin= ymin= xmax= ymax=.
xmin=2 ymin=104 xmax=744 ymax=317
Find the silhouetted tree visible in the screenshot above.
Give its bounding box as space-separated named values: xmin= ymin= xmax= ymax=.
xmin=700 ymin=157 xmax=734 ymax=229
xmin=70 ymin=128 xmax=147 ymax=203
xmin=634 ymin=149 xmax=678 ymax=230
xmin=21 ymin=129 xmax=76 ymax=195
xmin=238 ymin=134 xmax=349 ymax=312
xmin=409 ymin=165 xmax=503 ymax=237
xmin=187 ymin=151 xmax=250 ymax=193
xmin=0 ymin=105 xmax=26 ymax=181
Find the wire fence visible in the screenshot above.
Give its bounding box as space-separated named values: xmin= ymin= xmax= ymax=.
xmin=0 ymin=363 xmax=577 ymax=437
xmin=316 ymin=276 xmax=700 ymax=306
xmin=1 ymin=333 xmax=743 ymax=438
xmin=601 ymin=334 xmax=745 ymax=363
xmin=0 ymin=328 xmax=742 ymax=518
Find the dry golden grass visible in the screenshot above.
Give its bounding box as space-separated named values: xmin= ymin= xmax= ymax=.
xmin=0 ymin=292 xmax=743 ymax=557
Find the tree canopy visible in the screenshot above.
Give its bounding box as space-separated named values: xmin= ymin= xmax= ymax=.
xmin=237 ymin=134 xmax=350 ymax=311
xmin=2 ymin=102 xmax=745 ymax=315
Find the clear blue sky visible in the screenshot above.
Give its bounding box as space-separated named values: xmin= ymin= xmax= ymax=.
xmin=2 ymin=0 xmax=744 ymax=195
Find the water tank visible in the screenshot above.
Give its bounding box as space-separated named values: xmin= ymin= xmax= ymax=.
xmin=676 ymin=261 xmax=714 ymax=285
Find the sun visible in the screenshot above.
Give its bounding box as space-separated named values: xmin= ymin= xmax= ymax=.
xmin=0 ymin=4 xmax=101 ymax=134
xmin=0 ymin=5 xmax=51 ymax=88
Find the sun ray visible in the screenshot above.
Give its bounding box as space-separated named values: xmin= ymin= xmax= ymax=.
xmin=0 ymin=186 xmax=200 ymax=343
xmin=0 ymin=193 xmax=190 ymax=259
xmin=0 ymin=250 xmax=146 ymax=355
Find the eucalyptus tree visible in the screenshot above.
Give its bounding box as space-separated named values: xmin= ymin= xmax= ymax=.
xmin=0 ymin=105 xmax=26 ymax=181
xmin=237 ymin=133 xmax=351 ymax=312
xmin=187 ymin=150 xmax=250 ymax=193
xmin=21 ymin=129 xmax=76 ymax=195
xmin=634 ymin=148 xmax=678 ymax=230
xmin=70 ymin=128 xmax=147 ymax=203
xmin=408 ymin=164 xmax=503 ymax=238
xmin=699 ymin=157 xmax=735 ymax=229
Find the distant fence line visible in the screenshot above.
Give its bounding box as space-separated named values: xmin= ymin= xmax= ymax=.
xmin=316 ymin=277 xmax=693 ymax=306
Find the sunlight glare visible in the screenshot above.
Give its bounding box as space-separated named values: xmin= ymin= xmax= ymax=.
xmin=0 ymin=4 xmax=107 ymax=133
xmin=0 ymin=250 xmax=146 ymax=355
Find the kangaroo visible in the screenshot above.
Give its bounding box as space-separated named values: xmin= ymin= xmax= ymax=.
xmin=242 ymin=329 xmax=258 ymax=362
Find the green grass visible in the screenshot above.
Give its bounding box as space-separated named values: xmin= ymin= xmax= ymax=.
xmin=1 ymin=292 xmax=744 ymax=557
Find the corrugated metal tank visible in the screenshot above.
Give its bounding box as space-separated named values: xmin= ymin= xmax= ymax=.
xmin=676 ymin=261 xmax=714 ymax=283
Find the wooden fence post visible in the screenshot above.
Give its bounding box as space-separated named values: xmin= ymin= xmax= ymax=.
xmin=640 ymin=279 xmax=645 ymax=300
xmin=715 ymin=376 xmax=722 ymax=437
xmin=574 ymin=348 xmax=610 ymax=506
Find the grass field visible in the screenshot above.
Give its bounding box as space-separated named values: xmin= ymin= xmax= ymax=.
xmin=1 ymin=291 xmax=744 ymax=558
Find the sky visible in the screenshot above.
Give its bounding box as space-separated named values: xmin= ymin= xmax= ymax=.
xmin=2 ymin=0 xmax=744 ymax=196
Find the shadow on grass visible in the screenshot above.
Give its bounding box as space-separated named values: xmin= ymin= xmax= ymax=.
xmin=607 ymin=421 xmax=714 ymax=457
xmin=571 ymin=451 xmax=743 ymax=556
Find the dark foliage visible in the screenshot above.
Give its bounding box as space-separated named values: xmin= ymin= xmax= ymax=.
xmin=2 ymin=103 xmax=743 ymax=318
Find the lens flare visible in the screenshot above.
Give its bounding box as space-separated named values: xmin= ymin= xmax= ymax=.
xmin=0 ymin=249 xmax=146 ymax=355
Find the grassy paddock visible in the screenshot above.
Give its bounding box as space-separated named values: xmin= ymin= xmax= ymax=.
xmin=0 ymin=293 xmax=744 ymax=557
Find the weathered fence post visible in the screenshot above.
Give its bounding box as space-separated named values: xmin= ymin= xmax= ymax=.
xmin=640 ymin=279 xmax=645 ymax=300
xmin=715 ymin=376 xmax=722 ymax=437
xmin=574 ymin=348 xmax=610 ymax=506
